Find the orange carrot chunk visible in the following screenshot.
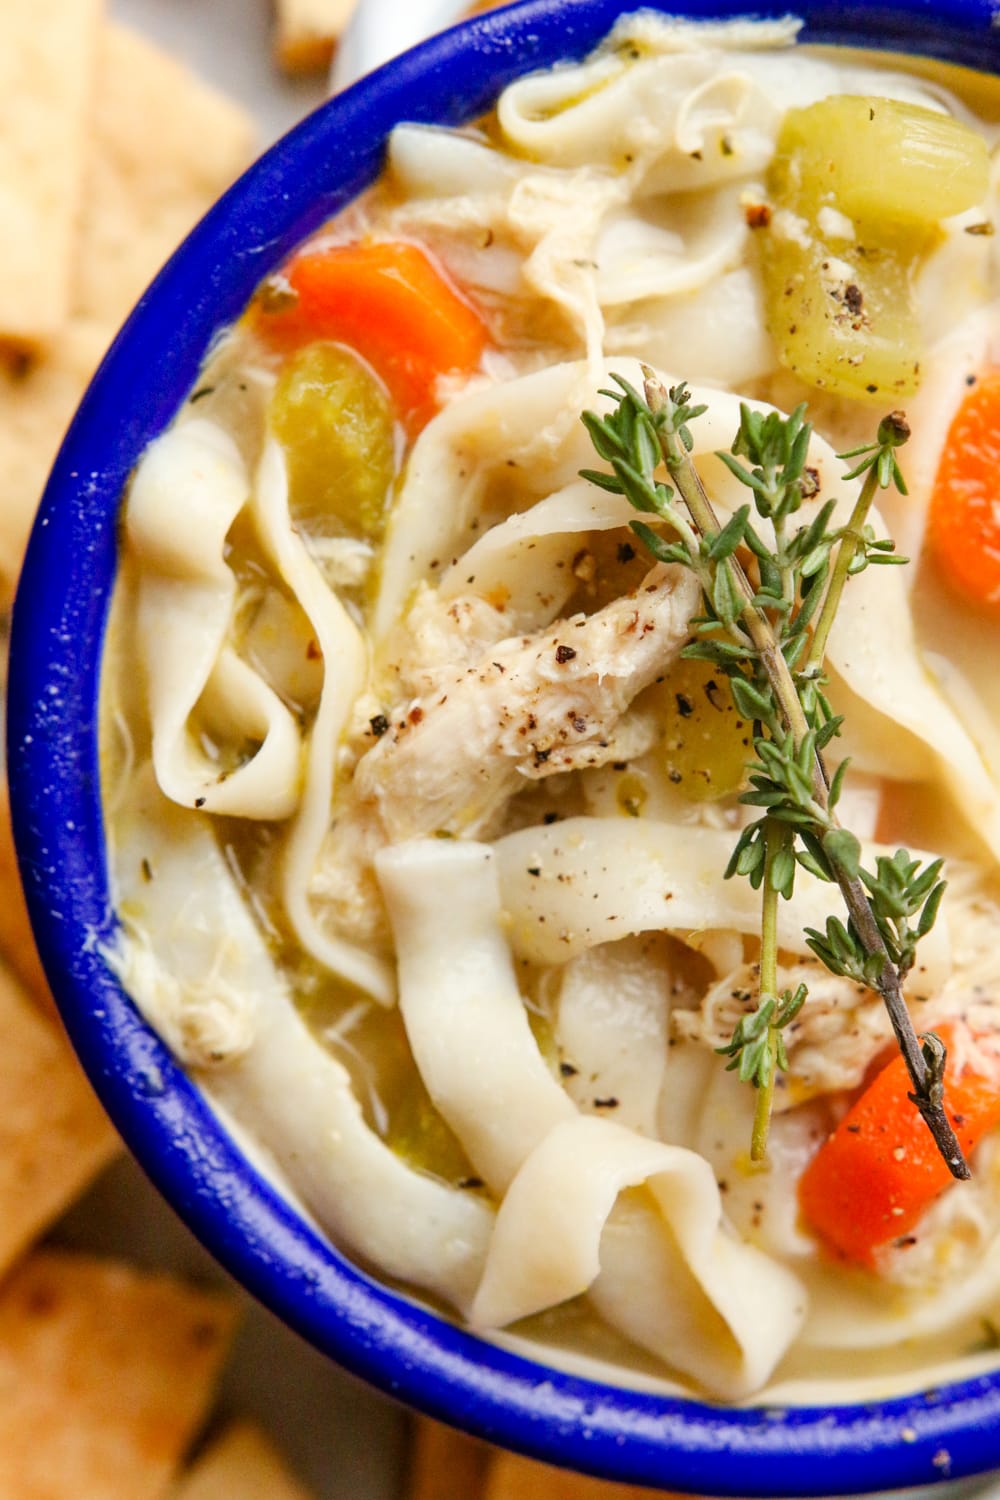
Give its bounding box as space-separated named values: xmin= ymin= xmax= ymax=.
xmin=255 ymin=240 xmax=488 ymax=434
xmin=927 ymin=372 xmax=1000 ymax=609
xmin=798 ymin=1023 xmax=1000 ymax=1267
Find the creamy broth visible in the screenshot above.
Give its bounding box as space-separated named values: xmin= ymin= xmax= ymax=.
xmin=101 ymin=16 xmax=1000 ymax=1403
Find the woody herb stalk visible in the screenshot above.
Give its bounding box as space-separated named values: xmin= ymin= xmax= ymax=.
xmin=580 ymin=369 xmax=963 ymax=1174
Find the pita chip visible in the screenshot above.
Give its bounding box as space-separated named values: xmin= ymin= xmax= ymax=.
xmin=173 ymin=1421 xmax=315 ymax=1500
xmin=274 ymin=0 xmax=357 ymax=73
xmin=0 ymin=782 xmax=60 ymax=1015
xmin=485 ymin=1450 xmax=692 ymax=1500
xmin=0 ymin=0 xmax=103 ymax=345
xmin=408 ymin=1419 xmax=491 ymax=1500
xmin=0 ymin=962 xmax=120 ymax=1277
xmin=76 ymin=23 xmax=256 ymax=327
xmin=0 ymin=1250 xmax=237 ymax=1499
xmin=0 ymin=319 xmax=113 ymax=599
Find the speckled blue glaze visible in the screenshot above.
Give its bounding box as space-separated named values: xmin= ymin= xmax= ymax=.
xmin=9 ymin=1 xmax=1000 ymax=1492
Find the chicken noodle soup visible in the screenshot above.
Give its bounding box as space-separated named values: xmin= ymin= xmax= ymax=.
xmin=102 ymin=15 xmax=1000 ymax=1403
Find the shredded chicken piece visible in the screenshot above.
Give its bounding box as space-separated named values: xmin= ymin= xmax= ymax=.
xmin=311 ymin=563 xmax=698 ymax=942
xmin=675 ymin=957 xmax=894 ymax=1107
xmin=355 ymin=561 xmax=698 ymax=839
xmin=676 ymin=861 xmax=1000 ymax=1109
xmin=384 ymin=585 xmax=515 ymax=700
xmin=339 ymin=587 xmax=514 ymax=777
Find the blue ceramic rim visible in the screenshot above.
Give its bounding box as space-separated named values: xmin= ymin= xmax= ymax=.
xmin=10 ymin=1 xmax=1000 ymax=1491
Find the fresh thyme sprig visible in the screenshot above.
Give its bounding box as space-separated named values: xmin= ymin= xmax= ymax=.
xmin=580 ymin=371 xmax=965 ymax=1176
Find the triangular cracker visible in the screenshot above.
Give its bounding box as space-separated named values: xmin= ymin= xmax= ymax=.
xmin=0 ymin=1250 xmax=237 ymax=1498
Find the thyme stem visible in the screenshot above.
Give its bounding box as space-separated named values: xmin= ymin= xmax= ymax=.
xmin=643 ymin=369 xmax=814 ymax=752
xmin=794 ymin=412 xmax=966 ymax=1170
xmin=804 ymin=476 xmax=876 ymax=675
xmin=805 ymin=412 xmax=910 ymax=675
xmin=836 ymin=871 xmax=968 ymax=1176
xmin=752 ymin=820 xmax=782 ymax=1162
xmin=591 ymin=371 xmax=966 ymax=1177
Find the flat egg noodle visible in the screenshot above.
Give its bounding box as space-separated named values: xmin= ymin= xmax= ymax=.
xmin=509 ymin=172 xmax=616 ymax=363
xmin=495 ymin=817 xmax=951 ymax=984
xmin=887 ymin=304 xmax=995 ymax=564
xmin=376 ymin=838 xmax=805 ymax=1396
xmin=388 ymin=127 xmax=525 ymax=199
xmin=376 ymin=839 xmax=575 ymax=1192
xmin=555 ymin=936 xmax=671 ymax=1137
xmin=594 ymin=186 xmax=749 ymax=307
xmin=604 ymin=265 xmax=775 ymax=389
xmin=389 ymin=122 xmax=747 ymax=349
xmin=252 ymin=439 xmax=394 ymax=1003
xmin=691 ymin=1062 xmax=822 ymax=1259
xmin=109 ymin=771 xmax=494 ymax=1313
xmin=472 ymin=1115 xmax=807 ymax=1399
xmin=498 ymin=21 xmax=953 ymax=192
xmin=124 ymin=419 xmax=301 ymax=820
xmin=436 ymin=478 xmax=613 ymax=628
xmin=827 ymin=535 xmax=1000 ymax=861
xmin=797 ymin=1231 xmax=1000 ymax=1352
xmin=497 ymin=46 xmax=780 ymax=187
xmin=373 ymin=361 xmax=597 ymax=641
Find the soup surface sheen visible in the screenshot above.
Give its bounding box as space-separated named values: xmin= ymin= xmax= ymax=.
xmin=102 ymin=15 xmax=1000 ymax=1405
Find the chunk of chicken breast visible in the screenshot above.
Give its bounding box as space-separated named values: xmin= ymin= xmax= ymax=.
xmin=309 ymin=563 xmax=698 ymax=946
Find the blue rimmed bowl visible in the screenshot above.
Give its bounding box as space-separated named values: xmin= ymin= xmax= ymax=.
xmin=10 ymin=1 xmax=1000 ymax=1493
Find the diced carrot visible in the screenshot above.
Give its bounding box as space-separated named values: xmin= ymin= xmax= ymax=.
xmin=254 ymin=240 xmax=488 ymax=435
xmin=798 ymin=1022 xmax=1000 ymax=1268
xmin=927 ymin=372 xmax=1000 ymax=609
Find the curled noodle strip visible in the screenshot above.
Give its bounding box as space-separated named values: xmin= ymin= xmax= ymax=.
xmin=495 ymin=816 xmax=952 ymax=990
xmin=555 ymin=936 xmax=672 ymax=1137
xmin=125 ymin=419 xmax=301 ymax=820
xmin=497 ymin=49 xmax=780 ymax=187
xmin=109 ymin=773 xmax=493 ymax=1313
xmin=376 ymin=840 xmax=574 ymax=1191
xmin=252 ymin=441 xmax=393 ymax=1003
xmin=605 ymin=267 xmax=775 ymax=389
xmin=376 ymin=837 xmax=806 ymax=1396
xmin=828 ymin=547 xmax=1000 ymax=859
xmin=438 ymin=478 xmax=629 ymax=627
xmin=473 ymin=1115 xmax=807 ymax=1399
xmin=798 ymin=1232 xmax=1000 ymax=1352
xmin=594 ymin=188 xmax=748 ymax=307
xmin=389 ymin=127 xmax=524 ymax=199
xmin=373 ymin=361 xmax=596 ymax=640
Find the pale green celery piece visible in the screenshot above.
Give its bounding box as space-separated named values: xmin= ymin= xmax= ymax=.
xmin=777 ymin=94 xmax=990 ymax=227
xmin=270 ymin=340 xmax=395 ymax=541
xmin=761 ymin=93 xmax=990 ymax=401
xmin=761 ymin=232 xmax=924 ymax=402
